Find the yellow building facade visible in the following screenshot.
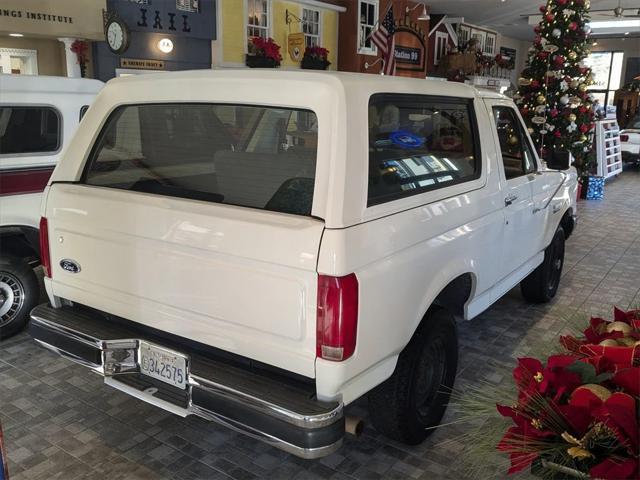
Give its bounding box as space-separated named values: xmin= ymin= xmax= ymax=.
xmin=214 ymin=0 xmax=343 ymax=69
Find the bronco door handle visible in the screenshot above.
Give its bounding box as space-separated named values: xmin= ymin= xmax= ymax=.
xmin=504 ymin=194 xmax=518 ymax=206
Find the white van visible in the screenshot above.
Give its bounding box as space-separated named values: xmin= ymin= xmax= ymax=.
xmin=0 ymin=75 xmax=103 ymax=338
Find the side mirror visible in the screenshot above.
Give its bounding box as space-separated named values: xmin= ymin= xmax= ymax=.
xmin=546 ymin=150 xmax=571 ymax=170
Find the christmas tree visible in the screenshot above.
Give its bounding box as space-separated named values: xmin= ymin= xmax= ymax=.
xmin=514 ymin=0 xmax=596 ymax=174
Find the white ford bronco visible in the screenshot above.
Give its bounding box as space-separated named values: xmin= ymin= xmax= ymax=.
xmin=30 ymin=70 xmax=577 ymax=458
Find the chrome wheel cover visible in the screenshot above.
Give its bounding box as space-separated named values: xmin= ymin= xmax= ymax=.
xmin=0 ymin=272 xmax=24 ymax=326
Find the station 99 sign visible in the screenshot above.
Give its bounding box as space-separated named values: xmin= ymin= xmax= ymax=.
xmin=394 ymin=46 xmax=421 ymax=65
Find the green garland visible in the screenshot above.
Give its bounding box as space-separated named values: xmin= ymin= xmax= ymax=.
xmin=514 ymin=0 xmax=597 ymax=175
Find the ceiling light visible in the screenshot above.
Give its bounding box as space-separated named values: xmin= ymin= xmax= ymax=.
xmin=624 ymin=31 xmax=630 ymax=35
xmin=589 ymin=19 xmax=640 ymax=29
xmin=9 ymin=33 xmax=24 ymax=37
xmin=593 ymin=41 xmax=598 ymax=45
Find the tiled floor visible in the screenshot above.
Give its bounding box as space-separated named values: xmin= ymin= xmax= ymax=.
xmin=1 ymin=170 xmax=639 ymax=480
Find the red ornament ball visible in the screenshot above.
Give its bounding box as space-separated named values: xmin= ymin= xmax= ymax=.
xmin=534 ymin=25 xmax=541 ymax=34
xmin=539 ymin=5 xmax=547 ymax=13
xmin=554 ymin=130 xmax=562 ymax=138
xmin=579 ymin=124 xmax=589 ymax=133
xmin=531 ymin=80 xmax=541 ymax=88
xmin=550 ymin=109 xmax=559 ymax=118
xmin=569 ymin=22 xmax=578 ymax=31
xmin=545 ymin=13 xmax=555 ymax=22
xmin=558 ymin=0 xmax=568 ymax=4
xmin=554 ymin=55 xmax=565 ymax=65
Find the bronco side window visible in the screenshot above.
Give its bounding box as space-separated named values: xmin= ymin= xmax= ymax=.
xmin=367 ymin=93 xmax=480 ymax=206
xmin=492 ymin=106 xmax=537 ymax=180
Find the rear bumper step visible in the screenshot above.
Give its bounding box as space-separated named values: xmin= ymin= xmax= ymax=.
xmin=29 ymin=304 xmax=344 ymax=459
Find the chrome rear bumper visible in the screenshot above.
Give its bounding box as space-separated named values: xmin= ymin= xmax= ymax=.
xmin=29 ymin=304 xmax=344 ymax=459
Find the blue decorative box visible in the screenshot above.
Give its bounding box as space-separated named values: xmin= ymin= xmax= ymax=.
xmin=585 ymin=175 xmax=604 ymax=200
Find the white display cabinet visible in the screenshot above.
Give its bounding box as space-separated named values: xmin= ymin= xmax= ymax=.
xmin=595 ymin=119 xmax=623 ymax=180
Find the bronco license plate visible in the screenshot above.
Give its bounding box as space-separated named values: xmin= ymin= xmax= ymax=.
xmin=139 ymin=342 xmax=187 ymax=390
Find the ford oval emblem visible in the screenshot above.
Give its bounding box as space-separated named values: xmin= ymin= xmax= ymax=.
xmin=59 ymin=259 xmax=81 ymax=274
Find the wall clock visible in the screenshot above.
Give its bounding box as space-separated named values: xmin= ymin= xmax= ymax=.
xmin=105 ymin=16 xmax=130 ymax=54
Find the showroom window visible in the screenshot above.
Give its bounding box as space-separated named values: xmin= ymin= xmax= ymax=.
xmin=358 ymin=0 xmax=378 ymax=55
xmin=83 ymin=103 xmax=318 ymax=216
xmin=367 ymin=94 xmax=480 ymax=206
xmin=0 ymin=106 xmax=61 ymax=155
xmin=492 ymin=106 xmax=537 ymax=179
xmin=247 ymin=0 xmax=270 ymax=39
xmin=584 ymin=51 xmax=624 ymax=111
xmin=302 ymin=8 xmax=321 ymax=47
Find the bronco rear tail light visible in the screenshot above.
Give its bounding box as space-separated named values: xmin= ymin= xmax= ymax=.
xmin=316 ymin=273 xmax=358 ymax=362
xmin=39 ymin=217 xmax=51 ymax=278
xmin=620 ymin=134 xmax=629 ymax=142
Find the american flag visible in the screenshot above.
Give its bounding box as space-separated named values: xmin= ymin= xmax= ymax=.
xmin=371 ymin=7 xmax=396 ymax=75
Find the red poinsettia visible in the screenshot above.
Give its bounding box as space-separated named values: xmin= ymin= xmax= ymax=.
xmin=496 ymin=308 xmax=640 ymax=479
xmin=250 ymin=37 xmax=282 ymax=63
xmin=304 ymin=46 xmax=329 ymax=61
xmin=70 ymin=40 xmax=89 ymax=65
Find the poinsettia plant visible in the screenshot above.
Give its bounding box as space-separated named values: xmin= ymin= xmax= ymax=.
xmin=497 ymin=308 xmax=639 ymax=479
xmin=248 ymin=36 xmax=282 ymax=64
xmin=303 ymin=46 xmax=329 ymax=61
xmin=70 ymin=40 xmax=89 ymax=65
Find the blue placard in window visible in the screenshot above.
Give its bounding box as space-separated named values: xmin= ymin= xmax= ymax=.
xmin=389 ymin=130 xmax=425 ymax=149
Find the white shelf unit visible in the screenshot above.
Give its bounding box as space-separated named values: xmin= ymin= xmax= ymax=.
xmin=595 ymin=120 xmax=623 ymax=180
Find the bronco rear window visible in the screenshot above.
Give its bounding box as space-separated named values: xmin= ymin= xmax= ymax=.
xmin=367 ymin=94 xmax=480 ymax=206
xmin=83 ymin=104 xmax=318 ymax=216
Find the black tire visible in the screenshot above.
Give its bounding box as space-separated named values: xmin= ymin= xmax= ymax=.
xmin=520 ymin=226 xmax=565 ymax=304
xmin=0 ymin=255 xmax=39 ymax=340
xmin=368 ymin=308 xmax=458 ymax=444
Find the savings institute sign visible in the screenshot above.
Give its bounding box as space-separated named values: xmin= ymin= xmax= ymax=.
xmin=0 ymin=0 xmax=105 ymax=40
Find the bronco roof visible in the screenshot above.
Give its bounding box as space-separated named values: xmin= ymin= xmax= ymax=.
xmin=106 ymin=69 xmax=483 ymax=99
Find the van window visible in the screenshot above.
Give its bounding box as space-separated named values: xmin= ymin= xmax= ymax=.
xmin=79 ymin=105 xmax=89 ymax=121
xmin=368 ymin=94 xmax=480 ymax=206
xmin=83 ymin=104 xmax=318 ymax=216
xmin=0 ymin=106 xmax=61 ymax=155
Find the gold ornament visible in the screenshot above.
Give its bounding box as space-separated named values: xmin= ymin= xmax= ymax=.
xmin=598 ymin=339 xmax=618 ymax=346
xmin=537 ymin=94 xmax=546 ymax=104
xmin=568 ymin=51 xmax=577 ymax=60
xmin=578 ymin=83 xmax=588 ymax=92
xmin=567 ymin=447 xmax=594 ymax=460
xmin=568 ymin=113 xmax=577 ymax=122
xmin=570 ymin=79 xmax=579 ymax=88
xmin=527 ymin=127 xmax=534 ymax=134
xmin=579 ymin=134 xmax=588 ymax=142
xmin=508 ymin=135 xmax=519 ymax=146
xmin=605 ymin=321 xmax=633 ymax=335
xmin=571 ymin=384 xmax=611 ymax=402
xmin=587 ymin=73 xmax=594 ymax=84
